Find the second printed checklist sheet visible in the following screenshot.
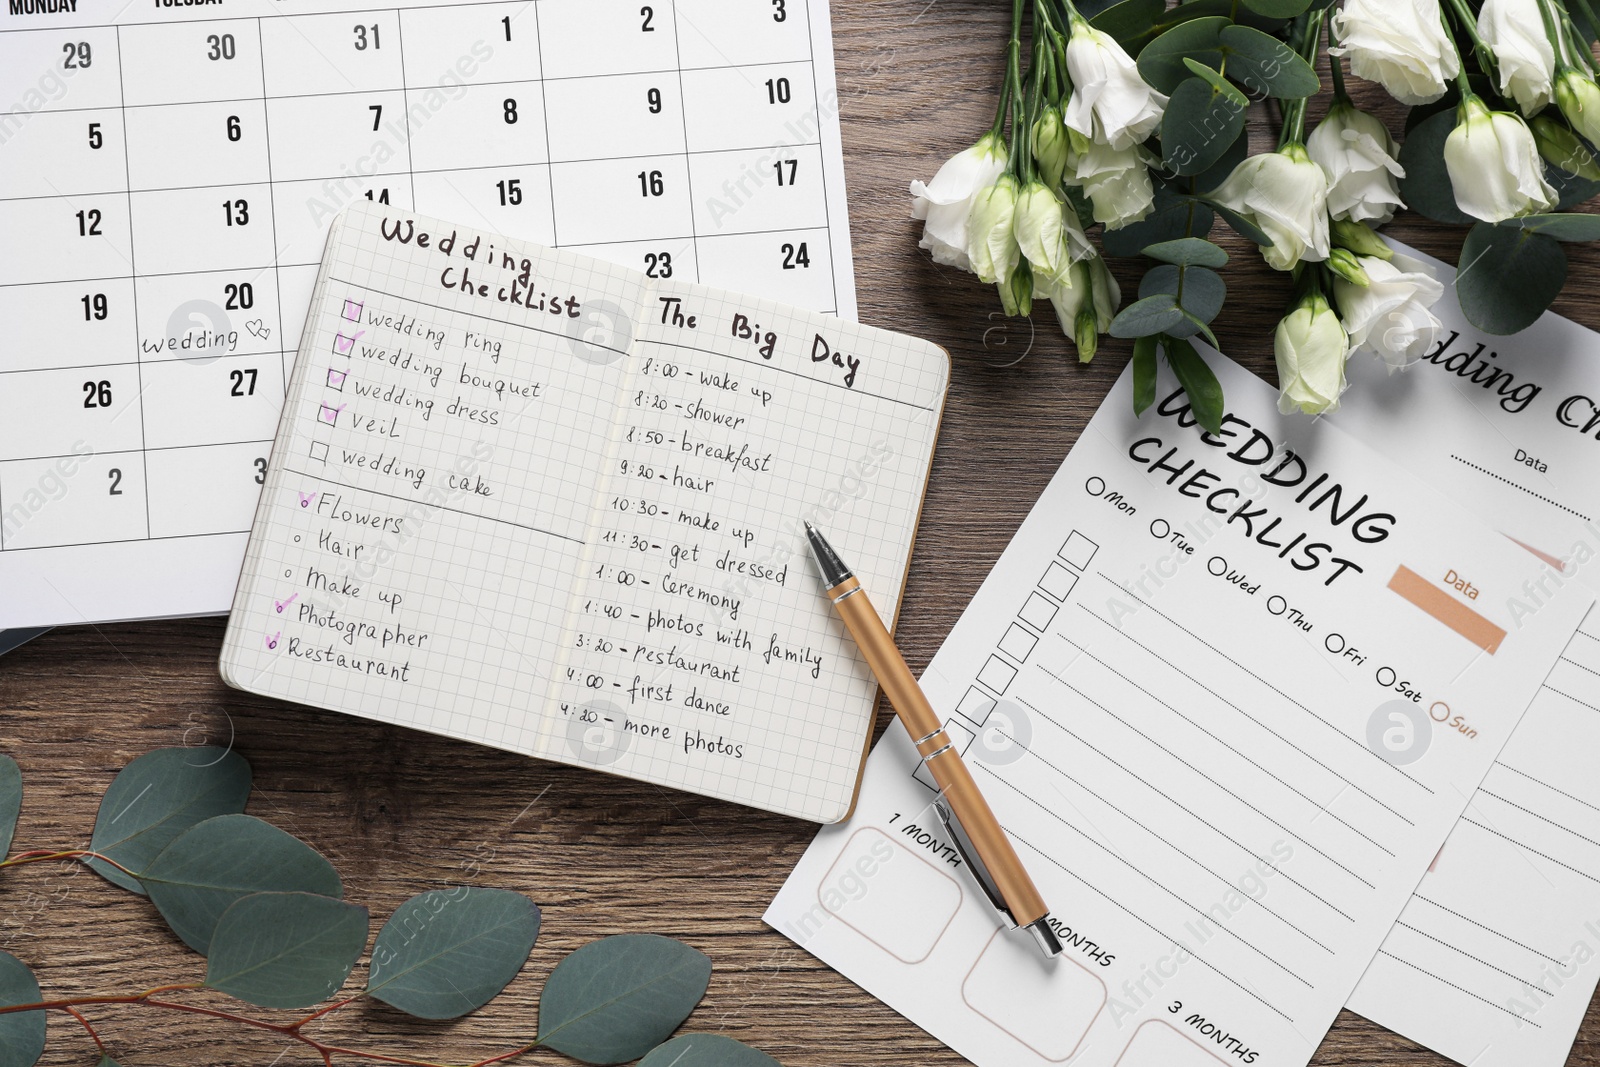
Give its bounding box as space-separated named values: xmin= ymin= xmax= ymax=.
xmin=767 ymin=351 xmax=1592 ymax=1067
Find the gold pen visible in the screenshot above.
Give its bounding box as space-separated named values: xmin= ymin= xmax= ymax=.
xmin=806 ymin=522 xmax=1063 ymax=959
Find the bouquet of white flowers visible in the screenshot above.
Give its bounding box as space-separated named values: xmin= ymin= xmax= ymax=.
xmin=913 ymin=0 xmax=1600 ymax=429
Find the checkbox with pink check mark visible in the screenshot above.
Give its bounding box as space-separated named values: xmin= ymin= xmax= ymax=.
xmin=342 ymin=298 xmax=363 ymax=321
xmin=318 ymin=402 xmax=345 ymax=426
xmin=332 ymin=330 xmax=362 ymax=355
xmin=326 ymin=368 xmax=347 ymax=391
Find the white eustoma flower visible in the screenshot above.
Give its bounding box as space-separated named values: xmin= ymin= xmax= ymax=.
xmin=966 ymin=173 xmax=1022 ymax=286
xmin=1210 ymin=143 xmax=1331 ymax=271
xmin=909 ymin=132 xmax=1009 ymax=271
xmin=1306 ymin=102 xmax=1406 ymax=224
xmin=1036 ymin=256 xmax=1120 ymax=361
xmin=1333 ymin=254 xmax=1445 ymax=370
xmin=1444 ymin=96 xmax=1557 ymax=221
xmin=1555 ymin=68 xmax=1600 ymax=145
xmin=1274 ymin=292 xmax=1349 ymax=415
xmin=1013 ymin=180 xmax=1094 ymax=281
xmin=1074 ymin=139 xmax=1156 ymax=229
xmin=1478 ymin=0 xmax=1556 ymax=114
xmin=1330 ymin=0 xmax=1459 ymax=105
xmin=1063 ymin=18 xmax=1168 ymax=150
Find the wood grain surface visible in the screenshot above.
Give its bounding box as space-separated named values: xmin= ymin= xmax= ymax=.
xmin=4 ymin=2 xmax=1598 ymax=1065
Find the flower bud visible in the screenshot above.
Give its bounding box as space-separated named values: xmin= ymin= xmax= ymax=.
xmin=1075 ymin=307 xmax=1099 ymax=362
xmin=1032 ymin=105 xmax=1072 ymax=189
xmin=965 ymin=174 xmax=1020 ymax=285
xmin=1274 ymin=291 xmax=1349 ymax=415
xmin=999 ymin=259 xmax=1034 ymax=317
xmin=1329 ymin=219 xmax=1394 ymax=260
xmin=1444 ymin=96 xmax=1556 ymax=222
xmin=1555 ymin=68 xmax=1600 ymax=147
xmin=1531 ymin=115 xmax=1600 ymax=180
xmin=1327 ymin=248 xmax=1371 ymax=287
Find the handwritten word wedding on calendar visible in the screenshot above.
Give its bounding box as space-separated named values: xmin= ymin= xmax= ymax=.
xmin=0 ymin=0 xmax=857 ymax=630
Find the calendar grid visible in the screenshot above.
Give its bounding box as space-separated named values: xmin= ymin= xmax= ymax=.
xmin=113 ymin=24 xmax=153 ymax=544
xmin=0 ymin=0 xmax=861 ymax=629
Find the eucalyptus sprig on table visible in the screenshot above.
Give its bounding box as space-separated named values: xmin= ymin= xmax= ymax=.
xmin=0 ymin=750 xmax=776 ymax=1067
xmin=914 ymin=0 xmax=1600 ymax=428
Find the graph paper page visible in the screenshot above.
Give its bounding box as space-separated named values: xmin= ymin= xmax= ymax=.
xmin=222 ymin=203 xmax=947 ymax=819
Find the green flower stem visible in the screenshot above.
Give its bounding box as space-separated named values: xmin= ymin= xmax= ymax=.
xmin=1534 ymin=0 xmax=1572 ymax=70
xmin=1442 ymin=0 xmax=1498 ymax=74
xmin=1326 ymin=18 xmax=1350 ymax=102
xmin=1560 ymin=8 xmax=1600 ymax=72
xmin=1570 ymin=0 xmax=1600 ymax=51
xmin=1439 ymin=7 xmax=1477 ymax=100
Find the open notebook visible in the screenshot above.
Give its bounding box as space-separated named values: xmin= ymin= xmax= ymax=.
xmin=220 ymin=203 xmax=949 ymax=822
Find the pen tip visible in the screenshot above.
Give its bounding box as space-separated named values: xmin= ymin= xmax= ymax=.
xmin=803 ymin=520 xmax=816 ymax=534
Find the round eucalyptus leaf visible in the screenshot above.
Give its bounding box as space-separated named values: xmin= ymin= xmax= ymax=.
xmin=204 ymin=892 xmax=368 ymax=1009
xmin=1496 ymin=211 xmax=1600 ymax=241
xmin=1136 ymin=16 xmax=1228 ymax=95
xmin=0 ymin=755 xmax=19 ymax=860
xmin=1192 ymin=127 xmax=1250 ymax=192
xmin=1161 ymin=75 xmax=1248 ymax=176
xmin=88 ymin=746 xmax=251 ymax=894
xmin=1195 ymin=197 xmax=1272 ymax=244
xmin=1456 ymin=222 xmax=1567 ymax=334
xmin=1142 ymin=237 xmax=1229 ymax=267
xmin=1218 ymin=24 xmax=1320 ymax=97
xmin=1110 ymin=293 xmax=1187 ymax=337
xmin=141 ymin=813 xmax=342 ymax=954
xmin=639 ymin=1035 xmax=780 ymax=1067
xmin=1089 ymin=0 xmax=1169 ymax=51
xmin=366 ymin=888 xmax=541 ymax=1019
xmin=1102 ymin=187 xmax=1214 ymax=256
xmin=1240 ymin=0 xmax=1311 ymax=17
xmin=0 ymin=950 xmax=45 ymax=1067
xmin=537 ymin=934 xmax=712 ymax=1065
xmin=1398 ymin=110 xmax=1475 ymax=225
xmin=1139 ymin=264 xmax=1182 ymax=298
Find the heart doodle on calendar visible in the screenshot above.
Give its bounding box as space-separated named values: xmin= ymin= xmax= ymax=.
xmin=245 ymin=319 xmax=270 ymax=340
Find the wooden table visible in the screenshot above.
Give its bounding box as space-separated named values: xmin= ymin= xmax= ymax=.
xmin=5 ymin=2 xmax=1598 ymax=1064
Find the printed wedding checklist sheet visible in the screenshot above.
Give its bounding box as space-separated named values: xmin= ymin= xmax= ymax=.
xmin=1334 ymin=244 xmax=1600 ymax=1067
xmin=0 ymin=0 xmax=856 ymax=630
xmin=767 ymin=353 xmax=1591 ymax=1067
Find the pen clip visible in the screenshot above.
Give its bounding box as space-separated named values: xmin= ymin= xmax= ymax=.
xmin=934 ymin=798 xmax=1017 ymax=928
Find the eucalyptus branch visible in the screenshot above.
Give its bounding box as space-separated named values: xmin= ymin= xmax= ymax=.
xmin=0 ymin=989 xmax=538 ymax=1067
xmin=0 ymin=848 xmax=139 ymax=879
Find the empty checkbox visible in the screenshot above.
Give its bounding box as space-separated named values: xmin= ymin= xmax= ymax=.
xmin=1038 ymin=561 xmax=1079 ymax=601
xmin=976 ymin=655 xmax=1018 ymax=695
xmin=1059 ymin=531 xmax=1099 ymax=570
xmin=998 ymin=624 xmax=1038 ymax=662
xmin=955 ymin=687 xmax=996 ymax=729
xmin=1018 ymin=592 xmax=1058 ymax=631
xmin=308 ymin=441 xmax=329 ymax=463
